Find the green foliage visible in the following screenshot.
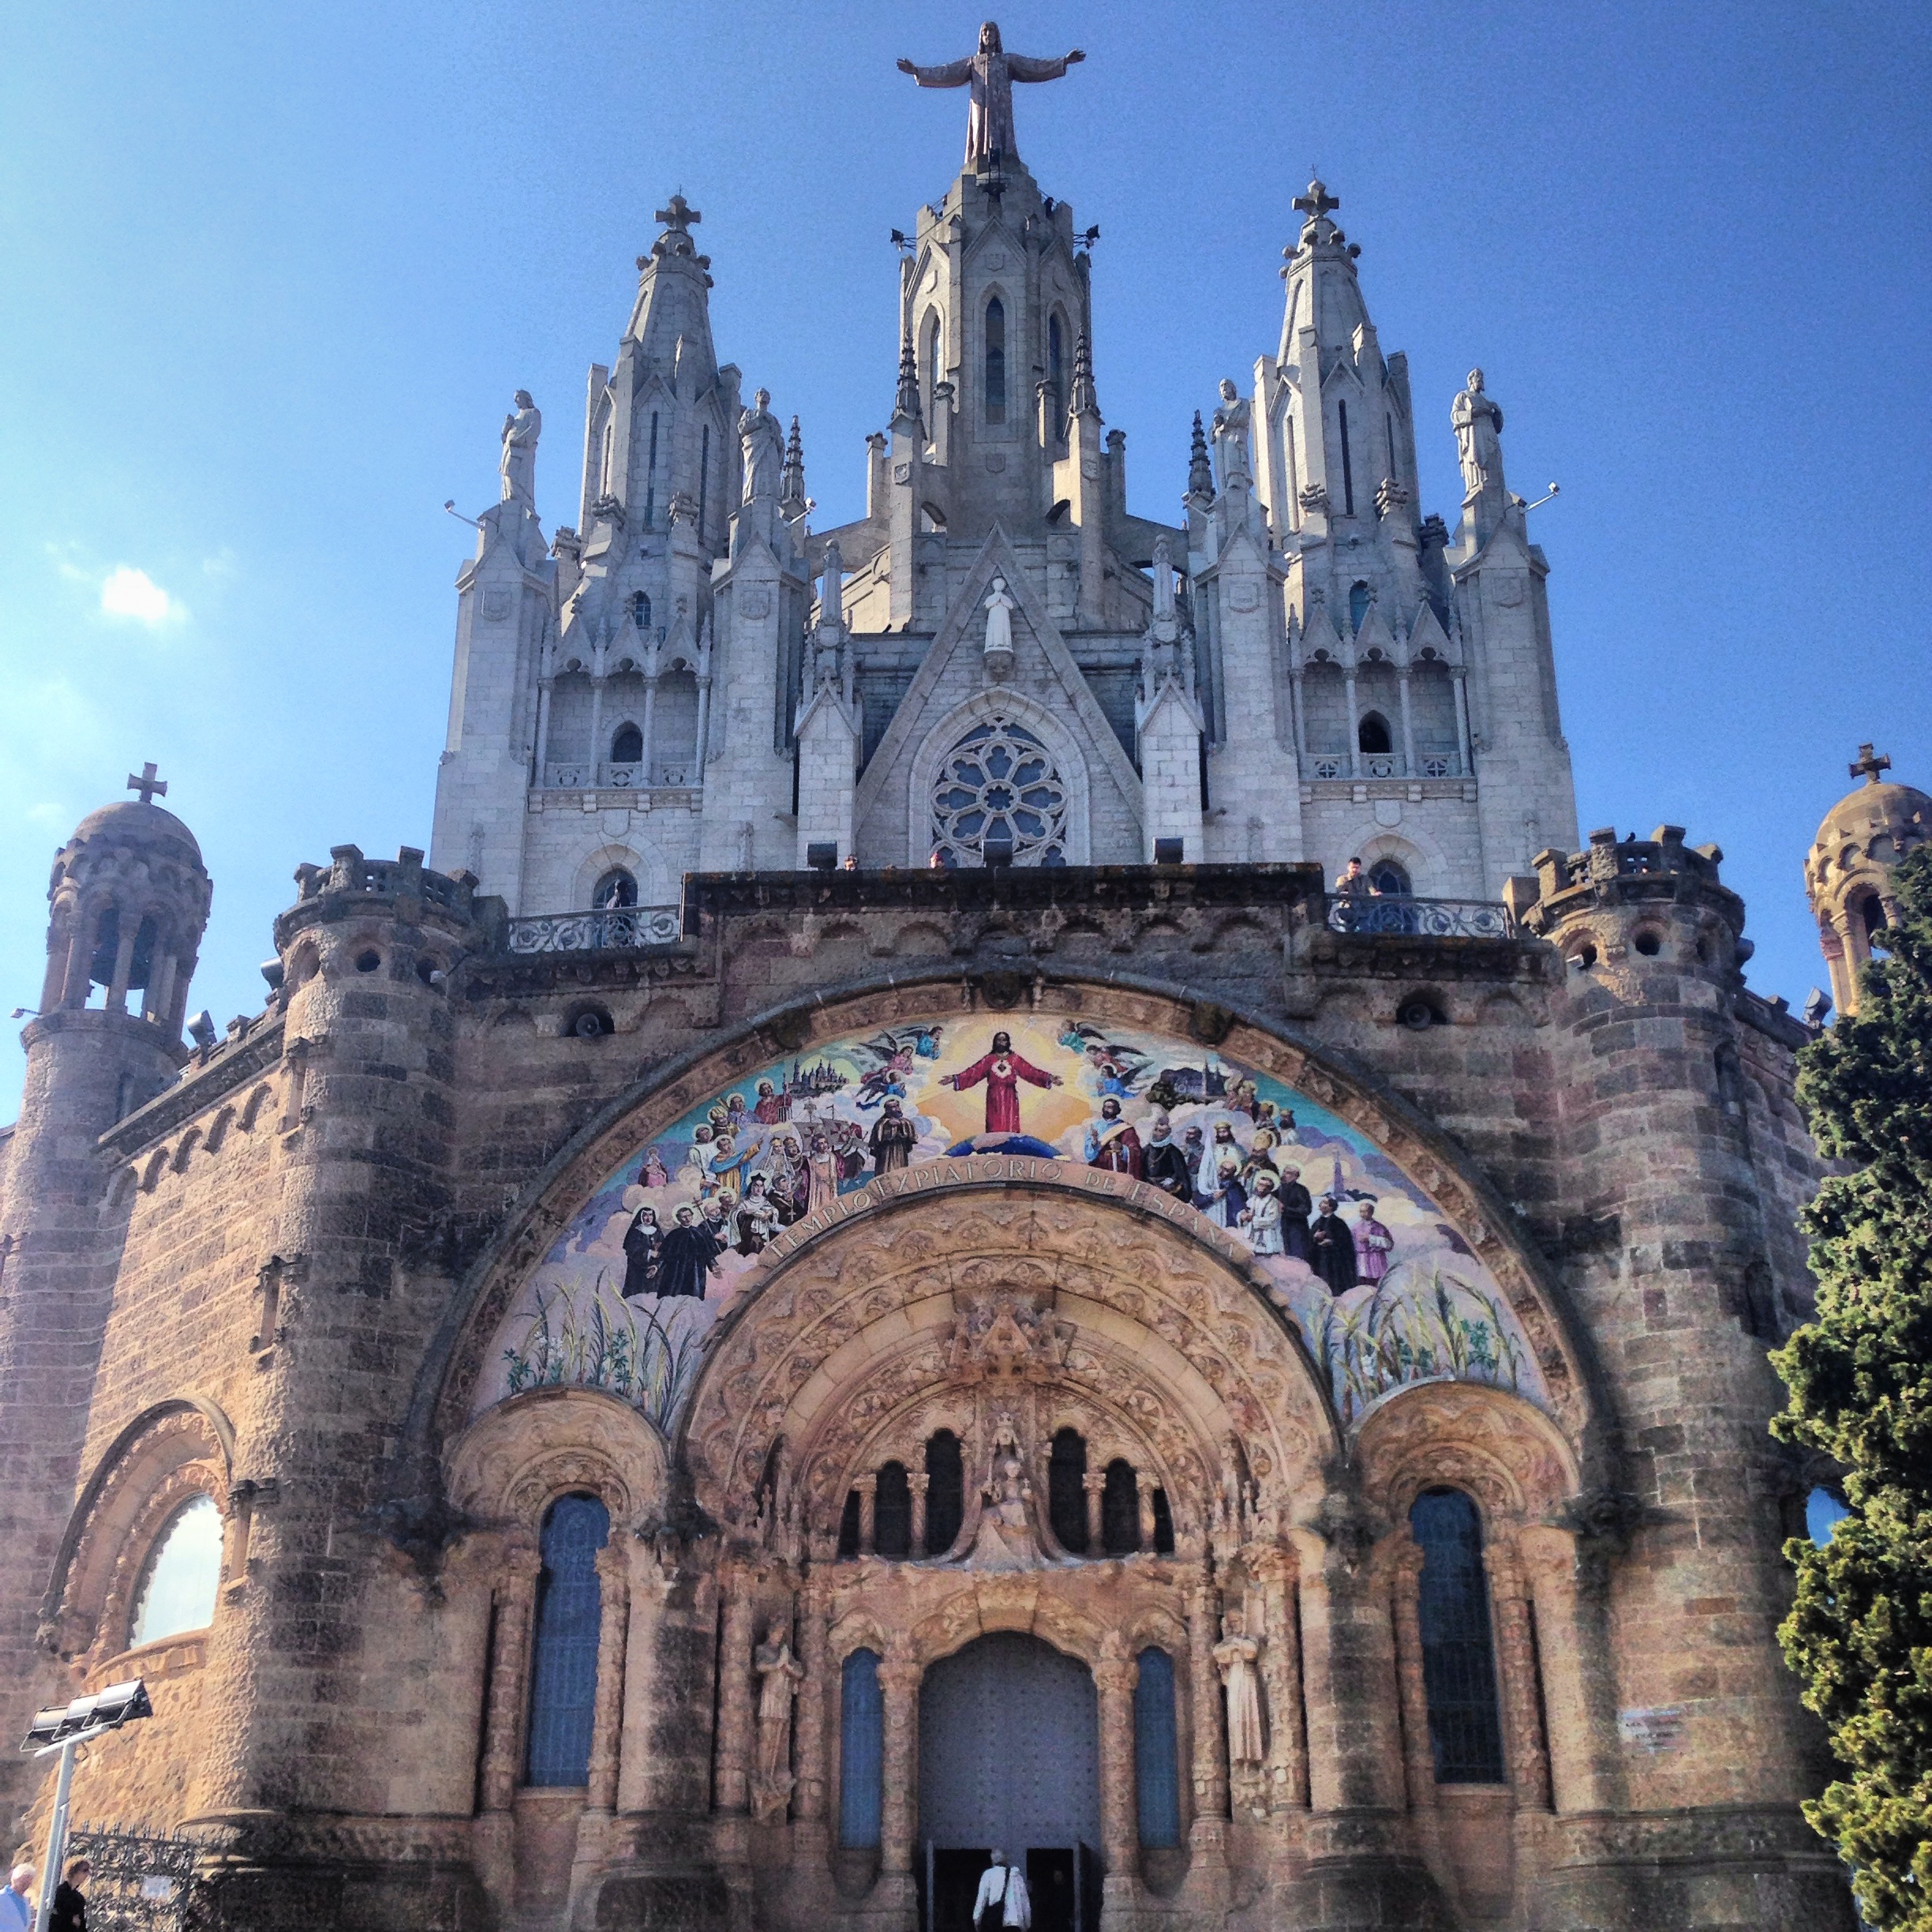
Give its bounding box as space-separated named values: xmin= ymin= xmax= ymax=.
xmin=1773 ymin=844 xmax=1932 ymax=1930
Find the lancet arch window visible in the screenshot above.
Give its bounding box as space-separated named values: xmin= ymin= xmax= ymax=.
xmin=1409 ymin=1487 xmax=1506 ymax=1783
xmin=609 ymin=722 xmax=643 ymax=767
xmin=1047 ymin=311 xmax=1067 ymax=436
xmin=873 ymin=1460 xmax=912 ymax=1559
xmin=1048 ymin=1428 xmax=1088 ymax=1553
xmin=1100 ymin=1458 xmax=1141 ymax=1555
xmin=630 ymin=590 xmax=652 ymax=631
xmin=1357 ymin=711 xmax=1393 ymax=756
xmin=1348 ymin=580 xmax=1372 ymax=635
xmin=984 ymin=297 xmax=1007 ymax=423
xmin=923 ymin=309 xmax=944 ymax=421
xmin=930 ymin=714 xmax=1069 ymax=867
xmin=524 ymin=1492 xmax=609 ymax=1788
xmin=592 ymin=867 xmax=638 ymax=911
xmin=1133 ymin=1646 xmax=1181 ymax=1848
xmin=924 ymin=1430 xmax=964 ymax=1555
xmin=839 ymin=1648 xmax=884 ymax=1848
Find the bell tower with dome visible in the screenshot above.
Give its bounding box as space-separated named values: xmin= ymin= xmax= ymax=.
xmin=1804 ymin=743 xmax=1930 ymax=1016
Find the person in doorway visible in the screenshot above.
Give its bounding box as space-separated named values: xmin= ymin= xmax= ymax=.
xmin=50 ymin=1859 xmax=88 ymax=1932
xmin=973 ymin=1848 xmax=1032 ymax=1930
xmin=0 ymin=1866 xmax=33 ymax=1932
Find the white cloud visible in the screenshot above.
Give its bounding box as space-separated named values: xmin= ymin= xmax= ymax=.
xmin=201 ymin=549 xmax=238 ymax=581
xmin=99 ymin=567 xmax=186 ymax=627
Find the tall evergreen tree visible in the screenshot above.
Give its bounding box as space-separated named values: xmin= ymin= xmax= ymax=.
xmin=1773 ymin=842 xmax=1932 ymax=1930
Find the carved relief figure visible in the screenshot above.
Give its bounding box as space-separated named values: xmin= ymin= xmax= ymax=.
xmin=753 ymin=1619 xmax=807 ymax=1814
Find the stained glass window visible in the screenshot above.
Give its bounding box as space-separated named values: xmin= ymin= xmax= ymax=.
xmin=930 ymin=716 xmax=1069 ymax=867
xmin=1133 ymin=1647 xmax=1181 ymax=1847
xmin=524 ymin=1493 xmax=608 ymax=1787
xmin=1410 ymin=1488 xmax=1506 ymax=1782
xmin=839 ymin=1649 xmax=883 ymax=1848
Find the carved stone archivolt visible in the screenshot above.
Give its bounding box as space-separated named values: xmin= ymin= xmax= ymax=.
xmin=1353 ymin=1379 xmax=1578 ymax=1529
xmin=678 ymin=1166 xmax=1338 ymax=1552
xmin=446 ymin=1384 xmax=668 ymax=1532
xmin=47 ymin=1402 xmax=234 ymax=1668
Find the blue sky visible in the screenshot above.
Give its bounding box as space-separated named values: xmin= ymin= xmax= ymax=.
xmin=2 ymin=1 xmax=1926 ymax=1119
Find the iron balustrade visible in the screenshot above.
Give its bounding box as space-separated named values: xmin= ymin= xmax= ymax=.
xmin=504 ymin=906 xmax=683 ymax=953
xmin=1325 ymin=893 xmax=1513 ymax=938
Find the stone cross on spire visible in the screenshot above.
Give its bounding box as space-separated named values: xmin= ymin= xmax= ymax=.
xmin=126 ymin=762 xmax=168 ymax=806
xmin=656 ymin=193 xmax=699 ymax=236
xmin=1294 ymin=176 xmax=1340 ymax=227
xmin=1850 ymin=743 xmax=1893 ymax=785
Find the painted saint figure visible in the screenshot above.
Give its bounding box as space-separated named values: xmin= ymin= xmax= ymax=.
xmin=868 ymin=1095 xmax=919 ymax=1173
xmin=657 ymin=1203 xmax=727 ymax=1300
xmin=897 ymin=23 xmax=1085 ymax=172
xmin=1309 ymin=1194 xmax=1359 ymax=1296
xmin=1143 ymin=1114 xmax=1193 ymax=1201
xmin=1084 ymin=1095 xmax=1143 ymax=1177
xmin=620 ymin=1204 xmax=661 ymax=1298
xmin=1354 ymin=1200 xmax=1394 ymax=1284
xmin=942 ymin=1029 xmax=1062 ymax=1134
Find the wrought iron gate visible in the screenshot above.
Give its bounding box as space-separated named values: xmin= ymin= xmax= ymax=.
xmin=65 ymin=1827 xmax=205 ymax=1932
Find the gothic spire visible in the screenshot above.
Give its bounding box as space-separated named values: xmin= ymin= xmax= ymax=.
xmin=1186 ymin=410 xmax=1213 ymax=500
xmin=624 ymin=192 xmax=719 ymax=377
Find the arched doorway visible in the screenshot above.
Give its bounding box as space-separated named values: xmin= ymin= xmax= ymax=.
xmin=919 ymin=1633 xmax=1100 ymax=1932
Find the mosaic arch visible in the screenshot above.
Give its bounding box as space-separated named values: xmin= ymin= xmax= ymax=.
xmin=470 ymin=1012 xmax=1552 ymax=1436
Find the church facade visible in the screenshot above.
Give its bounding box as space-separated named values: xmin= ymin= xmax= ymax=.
xmin=0 ymin=36 xmax=1866 ymax=1932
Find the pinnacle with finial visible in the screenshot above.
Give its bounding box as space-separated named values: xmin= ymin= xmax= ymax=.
xmin=1069 ymin=332 xmax=1099 ymax=419
xmin=656 ymin=192 xmax=700 ymax=235
xmin=1850 ymin=743 xmax=1893 ymax=786
xmin=1293 ymin=176 xmax=1339 ymax=223
xmin=126 ymin=762 xmax=167 ymax=806
xmin=781 ymin=414 xmax=807 ymax=507
xmin=893 ymin=328 xmax=923 ymax=428
xmin=1187 ymin=411 xmax=1213 ymax=498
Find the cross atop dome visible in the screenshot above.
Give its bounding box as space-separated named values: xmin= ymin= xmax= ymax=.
xmin=125 ymin=761 xmax=168 ymax=806
xmin=1850 ymin=743 xmax=1893 ymax=785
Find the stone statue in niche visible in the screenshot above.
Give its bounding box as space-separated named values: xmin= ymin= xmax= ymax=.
xmin=1215 ymin=1604 xmax=1267 ymax=1766
xmin=739 ymin=387 xmax=784 ymax=505
xmin=981 ymin=574 xmax=1017 ymax=680
xmin=1452 ymin=367 xmax=1505 ymax=503
xmin=963 ymin=1415 xmax=1046 ymax=1570
xmin=500 ymin=391 xmax=541 ymax=507
xmin=752 ymin=1619 xmax=807 ymax=1818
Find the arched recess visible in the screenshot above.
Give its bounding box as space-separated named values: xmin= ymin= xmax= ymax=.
xmin=446 ymin=1386 xmax=668 ymax=1533
xmin=410 ymin=976 xmax=1604 ymax=1493
xmin=906 ymin=688 xmax=1093 ymax=867
xmin=571 ymin=841 xmax=672 ymax=913
xmin=676 ymin=1167 xmax=1339 ymax=1553
xmin=44 ymin=1397 xmax=236 ymax=1668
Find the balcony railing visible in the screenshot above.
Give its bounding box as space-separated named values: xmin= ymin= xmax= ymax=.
xmin=504 ymin=905 xmax=683 ymax=953
xmin=1305 ymin=751 xmax=1465 ymax=781
xmin=542 ymin=762 xmax=694 ymax=791
xmin=1325 ymin=893 xmax=1513 ymax=938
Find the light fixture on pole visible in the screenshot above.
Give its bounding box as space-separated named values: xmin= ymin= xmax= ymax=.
xmin=21 ymin=1680 xmax=154 ymax=1932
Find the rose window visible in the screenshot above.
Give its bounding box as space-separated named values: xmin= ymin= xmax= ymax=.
xmin=930 ymin=717 xmax=1069 ymax=866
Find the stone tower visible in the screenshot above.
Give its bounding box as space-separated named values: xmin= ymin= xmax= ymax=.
xmin=1803 ymin=743 xmax=1930 ymax=1017
xmin=0 ymin=770 xmax=212 ymax=1772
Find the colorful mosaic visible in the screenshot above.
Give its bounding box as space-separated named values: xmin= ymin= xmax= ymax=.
xmin=473 ymin=1014 xmax=1547 ymax=1431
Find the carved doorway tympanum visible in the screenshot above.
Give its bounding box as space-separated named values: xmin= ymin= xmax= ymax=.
xmin=919 ymin=1633 xmax=1099 ymax=1932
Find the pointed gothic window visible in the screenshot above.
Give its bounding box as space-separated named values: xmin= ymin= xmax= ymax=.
xmin=1349 ymin=580 xmax=1371 ymax=633
xmin=984 ymin=298 xmax=1007 ymax=423
xmin=1358 ymin=712 xmax=1392 ymax=755
xmin=923 ymin=311 xmax=944 ymax=419
xmin=631 ymin=590 xmax=652 ymax=631
xmin=698 ymin=424 xmax=710 ymax=540
xmin=873 ymin=1462 xmax=912 ymax=1559
xmin=1100 ymin=1459 xmax=1140 ymax=1555
xmin=609 ymin=722 xmax=643 ymax=766
xmin=930 ymin=713 xmax=1069 ymax=867
xmin=1368 ymin=857 xmax=1410 ymax=897
xmin=645 ymin=412 xmax=659 ymax=527
xmin=1338 ymin=399 xmax=1355 ymax=517
xmin=1048 ymin=313 xmax=1066 ymax=436
xmin=593 ymin=867 xmax=637 ymax=909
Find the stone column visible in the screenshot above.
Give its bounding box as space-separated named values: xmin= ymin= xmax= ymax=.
xmin=588 ymin=674 xmax=605 ymax=786
xmin=1136 ymin=1474 xmax=1156 ymax=1552
xmin=1344 ymin=671 xmax=1361 ymax=777
xmin=1389 ymin=1540 xmax=1443 ymax=1866
xmin=1397 ymin=668 xmax=1417 ymax=775
xmin=1254 ymin=1548 xmax=1308 ymax=1811
xmin=714 ymin=1569 xmax=758 ymax=1814
xmin=585 ymin=1541 xmax=631 ymax=1813
xmin=694 ymin=671 xmax=713 ymax=783
xmin=1517 ymin=1528 xmax=1612 ymax=1814
xmin=878 ymin=1649 xmax=924 ymax=1896
xmin=793 ymin=1571 xmax=833 ymax=1829
xmin=1094 ymin=1636 xmax=1140 ymax=1896
xmin=1451 ymin=668 xmax=1473 ymax=776
xmin=1290 ymin=1526 xmax=1404 ymax=1814
xmin=638 ymin=672 xmax=658 ymax=781
xmin=481 ymin=1546 xmax=542 ymax=1813
xmin=104 ymin=915 xmax=139 ymax=1013
xmin=1489 ymin=1544 xmax=1552 ymax=1815
xmin=534 ymin=676 xmax=553 ymax=783
xmin=1084 ymin=1471 xmax=1106 ymax=1553
xmin=1290 ymin=665 xmax=1310 ymax=763
xmin=855 ymin=1473 xmax=878 ymax=1558
xmin=616 ymin=1538 xmax=668 ymax=1815
xmin=1185 ymin=1567 xmax=1229 ymax=1832
xmin=910 ymin=1473 xmax=930 ymax=1557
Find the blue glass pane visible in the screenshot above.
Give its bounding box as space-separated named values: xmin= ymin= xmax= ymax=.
xmin=1807 ymin=1487 xmax=1849 ymax=1547
xmin=1410 ymin=1488 xmax=1506 ymax=1782
xmin=525 ymin=1494 xmax=609 ymax=1787
xmin=1133 ymin=1648 xmax=1181 ymax=1848
xmin=840 ymin=1649 xmax=883 ymax=1848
